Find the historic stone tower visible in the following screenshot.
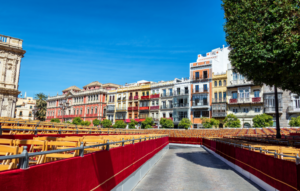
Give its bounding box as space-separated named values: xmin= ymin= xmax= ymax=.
xmin=0 ymin=34 xmax=26 ymax=117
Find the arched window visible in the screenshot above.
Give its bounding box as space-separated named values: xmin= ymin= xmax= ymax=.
xmin=219 ymin=80 xmax=222 ymax=86
xmin=95 ymin=107 xmax=98 ymax=114
xmin=91 ymin=107 xmax=93 ymax=114
xmin=80 ymin=109 xmax=82 ymax=114
xmin=214 ymin=81 xmax=217 ymax=87
xmin=87 ymin=108 xmax=89 ymax=114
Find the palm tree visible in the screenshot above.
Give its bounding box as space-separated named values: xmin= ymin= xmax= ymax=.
xmin=34 ymin=93 xmax=47 ymax=121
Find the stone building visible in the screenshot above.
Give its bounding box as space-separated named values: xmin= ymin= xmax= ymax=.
xmin=0 ymin=35 xmax=26 ymax=117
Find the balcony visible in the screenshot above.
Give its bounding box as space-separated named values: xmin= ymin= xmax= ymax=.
xmin=212 ymin=112 xmax=226 ymax=117
xmin=161 ymin=105 xmax=173 ymax=109
xmin=150 ymin=94 xmax=160 ymax=99
xmin=140 ymin=96 xmax=150 ymax=100
xmin=173 ymin=103 xmax=189 ymax=108
xmin=191 ymin=76 xmax=210 ymax=82
xmin=173 ymin=91 xmax=189 ymax=96
xmin=86 ymin=113 xmax=98 ymax=117
xmin=64 ymin=115 xmax=76 ymax=118
xmin=128 ymin=106 xmax=139 ymax=111
xmin=193 ymin=88 xmax=209 ymax=94
xmin=116 ymin=107 xmax=127 ymax=112
xmin=161 ymin=93 xmax=173 ymax=98
xmin=228 ymin=80 xmax=254 ymax=87
xmin=287 ymin=106 xmax=300 ymax=113
xmin=150 ymin=106 xmax=159 ymax=110
xmin=229 ymin=97 xmax=263 ymax=104
xmin=264 ymin=107 xmax=283 ymax=114
xmin=128 ymin=96 xmax=133 ymax=100
xmin=46 ymin=116 xmax=54 ymax=119
xmin=134 ymin=96 xmax=139 ymax=100
xmin=192 ymin=101 xmax=209 ymax=107
xmin=212 ymin=98 xmax=227 ymax=103
xmin=139 ymin=106 xmax=149 ymax=110
xmin=107 ymin=108 xmax=115 ymax=113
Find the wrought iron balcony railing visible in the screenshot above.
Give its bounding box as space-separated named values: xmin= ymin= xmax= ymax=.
xmin=192 ymin=101 xmax=208 ymax=106
xmin=160 ymin=105 xmax=173 ymax=109
xmin=161 ymin=93 xmax=173 ymax=97
xmin=173 ymin=103 xmax=189 ymax=108
xmin=212 ymin=98 xmax=227 ymax=103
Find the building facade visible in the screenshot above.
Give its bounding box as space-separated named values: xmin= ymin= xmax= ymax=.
xmin=0 ymin=35 xmax=26 ymax=117
xmin=212 ymin=72 xmax=227 ymax=127
xmin=15 ymin=96 xmax=36 ymax=120
xmin=46 ymin=82 xmax=119 ymax=124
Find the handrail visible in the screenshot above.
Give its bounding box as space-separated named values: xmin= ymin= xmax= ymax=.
xmin=0 ymin=135 xmax=168 ymax=169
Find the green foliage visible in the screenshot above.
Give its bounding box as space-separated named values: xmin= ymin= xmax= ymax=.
xmin=101 ymin=119 xmax=112 ymax=128
xmin=224 ymin=114 xmax=241 ymax=128
xmin=113 ymin=120 xmax=127 ymax=128
xmin=81 ymin=121 xmax=91 ymax=126
xmin=201 ymin=118 xmax=220 ymax=128
xmin=178 ymin=118 xmax=192 ymax=129
xmin=289 ymin=116 xmax=300 ymax=127
xmin=253 ymin=114 xmax=273 ymax=127
xmin=128 ymin=119 xmax=138 ymax=129
xmin=72 ymin=117 xmax=83 ymax=125
xmin=92 ymin=119 xmax=101 ymax=126
xmin=50 ymin=118 xmax=60 ymax=123
xmin=141 ymin=117 xmax=153 ymax=129
xmin=222 ymin=0 xmax=300 ymax=94
xmin=159 ymin=118 xmax=174 ymax=128
xmin=64 ymin=121 xmax=71 ymax=124
xmin=35 ymin=93 xmax=47 ymax=121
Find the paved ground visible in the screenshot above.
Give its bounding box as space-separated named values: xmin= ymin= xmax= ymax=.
xmin=133 ymin=145 xmax=264 ymax=191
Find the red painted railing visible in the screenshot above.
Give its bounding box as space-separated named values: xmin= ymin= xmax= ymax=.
xmin=150 ymin=94 xmax=159 ymax=99
xmin=86 ymin=114 xmax=98 ymax=117
xmin=229 ymin=99 xmax=237 ymax=103
xmin=46 ymin=116 xmax=54 ymax=119
xmin=139 ymin=106 xmax=149 ymax=110
xmin=128 ymin=106 xmax=139 ymax=111
xmin=150 ymin=106 xmax=159 ymax=110
xmin=141 ymin=96 xmax=150 ymax=100
xmin=128 ymin=96 xmax=133 ymax=100
xmin=252 ymin=97 xmax=261 ymax=102
xmin=134 ymin=96 xmax=139 ymax=100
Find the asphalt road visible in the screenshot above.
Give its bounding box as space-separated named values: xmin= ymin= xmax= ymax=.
xmin=133 ymin=145 xmax=264 ymax=191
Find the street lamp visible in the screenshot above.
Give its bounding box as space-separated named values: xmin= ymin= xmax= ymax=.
xmin=60 ymin=99 xmax=70 ymax=122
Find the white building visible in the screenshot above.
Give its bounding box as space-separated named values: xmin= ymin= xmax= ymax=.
xmin=15 ymin=96 xmax=36 ymax=120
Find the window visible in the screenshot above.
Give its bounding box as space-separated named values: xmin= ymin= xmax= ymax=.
xmin=185 ymin=87 xmax=188 ymax=94
xmin=223 ymin=80 xmax=226 ymax=86
xmin=240 ymin=74 xmax=245 ymax=80
xmin=162 ymin=89 xmax=166 ymax=96
xmin=215 ymin=93 xmax=218 ymax=99
xmin=30 ymin=106 xmax=32 ymax=109
xmin=29 ymin=112 xmax=32 ymax=117
xmin=202 ymin=111 xmax=209 ymax=117
xmin=80 ymin=109 xmax=82 ymax=114
xmin=142 ymin=92 xmax=145 ymax=96
xmin=233 ymin=72 xmax=238 ymax=80
xmin=91 ymin=108 xmax=93 ymax=114
xmin=195 ymin=72 xmax=199 ymax=79
xmin=77 ymin=109 xmax=79 ymax=115
xmin=169 ymin=89 xmax=173 ymax=95
xmin=254 ymin=90 xmax=260 ymax=98
xmin=163 ymin=113 xmax=166 ymax=118
xmin=146 ymin=91 xmax=149 ymax=96
xmin=203 ymin=84 xmax=208 ymax=91
xmin=214 ymin=81 xmax=217 ymax=87
xmin=223 ymin=92 xmax=226 ymax=99
xmin=219 ymin=92 xmax=222 ymax=99
xmin=194 ymin=111 xmax=201 ymax=118
xmin=232 ymin=91 xmax=238 ymax=99
xmin=203 ymin=71 xmax=208 ymax=79
xmin=177 ymin=88 xmax=180 ymax=95
xmin=243 ymin=108 xmax=249 ymax=113
xmin=194 ymin=124 xmax=198 ymax=129
xmin=255 ymin=108 xmax=261 ymax=113
xmin=195 ymin=85 xmax=199 ymax=92
xmin=233 ymin=108 xmax=238 ymax=113
xmin=169 ymin=113 xmax=173 ymax=118
xmin=219 ymin=81 xmax=222 ymax=86
xmin=19 ymin=111 xmax=22 ymax=116
xmin=95 ymin=107 xmax=97 ymax=113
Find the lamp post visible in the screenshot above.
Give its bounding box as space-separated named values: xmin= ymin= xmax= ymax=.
xmin=60 ymin=99 xmax=70 ymax=123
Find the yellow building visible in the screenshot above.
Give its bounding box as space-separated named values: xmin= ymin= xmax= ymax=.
xmin=211 ymin=72 xmax=227 ymax=127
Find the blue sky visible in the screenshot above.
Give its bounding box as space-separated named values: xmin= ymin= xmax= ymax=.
xmin=1 ymin=0 xmax=226 ymax=98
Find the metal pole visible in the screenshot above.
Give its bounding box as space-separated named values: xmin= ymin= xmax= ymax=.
xmin=274 ymin=86 xmax=281 ymax=139
xmin=106 ymin=140 xmax=110 ymax=150
xmin=79 ymin=142 xmax=84 ymax=157
xmin=20 ymin=146 xmax=29 ymax=169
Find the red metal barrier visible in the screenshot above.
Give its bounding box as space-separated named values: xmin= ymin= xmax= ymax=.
xmin=0 ymin=137 xmax=169 ymax=191
xmin=169 ymin=137 xmax=202 ymax=145
xmin=203 ymin=138 xmax=299 ymax=191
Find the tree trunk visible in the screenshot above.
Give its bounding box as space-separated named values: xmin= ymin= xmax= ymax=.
xmin=274 ymin=86 xmax=281 ymax=139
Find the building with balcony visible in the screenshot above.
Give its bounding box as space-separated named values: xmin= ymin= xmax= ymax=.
xmin=15 ymin=95 xmax=36 ymax=120
xmin=227 ymin=64 xmax=263 ymax=127
xmin=173 ymin=78 xmax=191 ymax=128
xmin=263 ymin=85 xmax=300 ymax=127
xmin=46 ymin=81 xmax=120 ymax=124
xmin=0 ymin=35 xmax=26 ymax=117
xmin=211 ymin=71 xmax=228 ymax=127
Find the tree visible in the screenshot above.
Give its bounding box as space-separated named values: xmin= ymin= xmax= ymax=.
xmin=253 ymin=114 xmax=273 ymax=127
xmin=141 ymin=117 xmax=153 ymax=129
xmin=81 ymin=121 xmax=91 ymax=126
xmin=128 ymin=119 xmax=138 ymax=129
xmin=92 ymin=119 xmax=101 ymax=127
xmin=201 ymin=118 xmax=220 ymax=128
xmin=289 ymin=116 xmax=300 ymax=127
xmin=113 ymin=120 xmax=127 ymax=128
xmin=159 ymin=118 xmax=174 ymax=128
xmin=34 ymin=93 xmax=47 ymax=121
xmin=50 ymin=118 xmax=60 ymax=123
xmin=101 ymin=119 xmax=112 ymax=128
xmin=222 ymin=0 xmax=300 ymax=138
xmin=224 ymin=114 xmax=241 ymax=128
xmin=178 ymin=118 xmax=192 ymax=129
xmin=72 ymin=117 xmax=83 ymax=125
